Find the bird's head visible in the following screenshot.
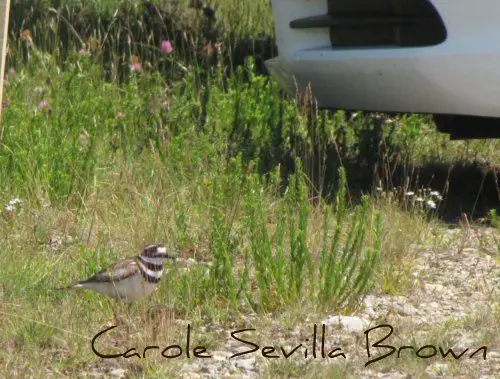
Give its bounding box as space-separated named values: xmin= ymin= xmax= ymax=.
xmin=141 ymin=244 xmax=177 ymax=260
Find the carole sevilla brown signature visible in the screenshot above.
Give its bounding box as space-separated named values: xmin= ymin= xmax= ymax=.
xmin=91 ymin=323 xmax=489 ymax=366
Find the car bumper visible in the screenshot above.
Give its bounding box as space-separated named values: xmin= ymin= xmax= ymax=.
xmin=266 ymin=0 xmax=500 ymax=117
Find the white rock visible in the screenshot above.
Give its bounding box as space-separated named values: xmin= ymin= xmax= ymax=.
xmin=424 ymin=283 xmax=445 ymax=293
xmin=427 ymin=363 xmax=449 ymax=374
xmin=363 ymin=295 xmax=375 ymax=307
xmin=235 ymin=358 xmax=256 ymax=372
xmin=181 ymin=363 xmax=200 ymax=372
xmin=109 ymin=368 xmax=127 ymax=378
xmin=487 ymin=351 xmax=500 ymax=361
xmin=212 ymin=350 xmax=230 ymax=361
xmin=325 ymin=315 xmax=368 ymax=333
xmin=393 ymin=302 xmax=420 ymax=316
xmin=363 ymin=306 xmax=377 ymax=319
xmin=180 ymin=374 xmax=201 ymax=379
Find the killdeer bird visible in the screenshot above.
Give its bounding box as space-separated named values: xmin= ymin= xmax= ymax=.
xmin=59 ymin=244 xmax=175 ymax=302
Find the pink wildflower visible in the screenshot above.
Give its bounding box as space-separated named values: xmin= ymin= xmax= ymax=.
xmin=37 ymin=100 xmax=49 ymax=110
xmin=160 ymin=40 xmax=173 ymax=54
xmin=131 ymin=62 xmax=141 ymax=72
xmin=79 ymin=133 xmax=88 ymax=146
xmin=130 ymin=55 xmax=142 ymax=72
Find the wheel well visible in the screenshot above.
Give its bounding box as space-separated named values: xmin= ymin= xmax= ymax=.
xmin=433 ymin=115 xmax=500 ymax=139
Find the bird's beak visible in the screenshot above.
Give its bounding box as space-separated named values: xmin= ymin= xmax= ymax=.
xmin=155 ymin=251 xmax=176 ymax=260
xmin=154 ymin=245 xmax=177 ymax=260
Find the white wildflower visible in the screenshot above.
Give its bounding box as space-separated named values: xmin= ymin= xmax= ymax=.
xmin=430 ymin=191 xmax=443 ymax=201
xmin=415 ymin=197 xmax=424 ymax=202
xmin=405 ymin=191 xmax=415 ymax=196
xmin=4 ymin=198 xmax=21 ymax=213
xmin=426 ymin=200 xmax=437 ymax=209
xmin=8 ymin=198 xmax=21 ymax=206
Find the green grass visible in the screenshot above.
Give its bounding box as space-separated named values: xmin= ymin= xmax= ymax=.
xmin=0 ymin=52 xmax=386 ymax=374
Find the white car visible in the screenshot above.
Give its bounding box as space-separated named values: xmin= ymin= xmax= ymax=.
xmin=265 ymin=0 xmax=500 ymax=139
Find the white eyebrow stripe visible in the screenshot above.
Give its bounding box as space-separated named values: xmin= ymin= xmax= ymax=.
xmin=140 ymin=256 xmax=164 ymax=265
xmin=157 ymin=246 xmax=166 ymax=254
xmin=137 ymin=260 xmax=163 ymax=278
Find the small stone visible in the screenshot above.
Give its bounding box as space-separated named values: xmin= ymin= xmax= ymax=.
xmin=378 ymin=373 xmax=406 ymax=379
xmin=325 ymin=315 xmax=368 ymax=333
xmin=363 ymin=306 xmax=377 ymax=319
xmin=212 ymin=351 xmax=229 ymax=361
xmin=235 ymin=358 xmax=256 ymax=372
xmin=393 ymin=302 xmax=419 ymax=316
xmin=109 ymin=368 xmax=127 ymax=378
xmin=428 ymin=363 xmax=448 ymax=374
xmin=363 ymin=295 xmax=375 ymax=307
xmin=181 ymin=363 xmax=200 ymax=372
xmin=488 ymin=351 xmax=500 ymax=361
xmin=181 ymin=374 xmax=201 ymax=379
xmin=424 ymin=283 xmax=445 ymax=293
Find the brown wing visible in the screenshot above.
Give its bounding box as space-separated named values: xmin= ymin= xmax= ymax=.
xmin=80 ymin=258 xmax=139 ymax=284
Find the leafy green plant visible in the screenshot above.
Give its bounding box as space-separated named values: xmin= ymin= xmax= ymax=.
xmin=242 ymin=163 xmax=381 ymax=312
xmin=319 ymin=168 xmax=382 ymax=309
xmin=490 ymin=209 xmax=500 ymax=229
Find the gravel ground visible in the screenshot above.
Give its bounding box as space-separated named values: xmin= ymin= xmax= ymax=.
xmin=172 ymin=227 xmax=500 ymax=378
